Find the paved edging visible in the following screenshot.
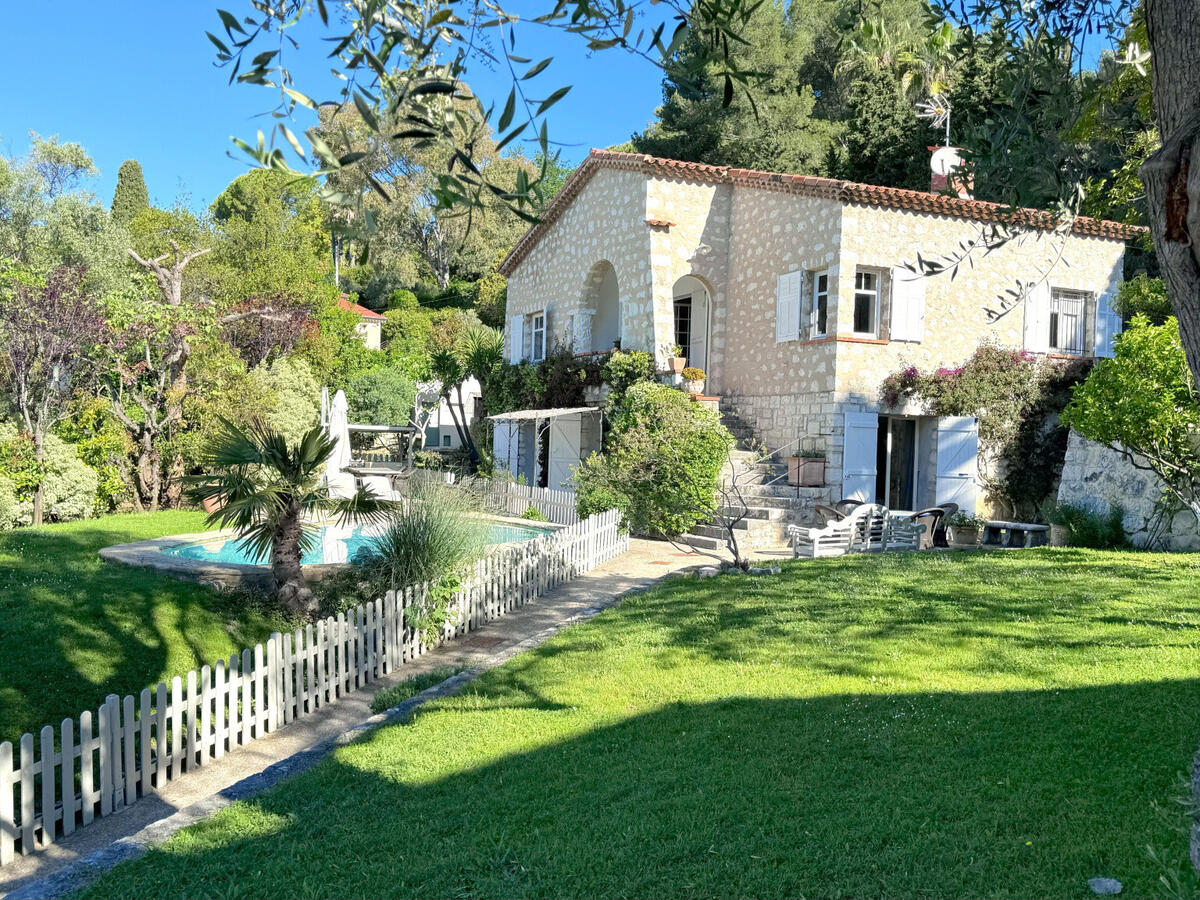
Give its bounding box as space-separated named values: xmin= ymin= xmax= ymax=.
xmin=1 ymin=588 xmax=635 ymax=900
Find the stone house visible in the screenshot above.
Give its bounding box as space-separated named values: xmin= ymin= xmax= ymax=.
xmin=497 ymin=149 xmax=1140 ymax=515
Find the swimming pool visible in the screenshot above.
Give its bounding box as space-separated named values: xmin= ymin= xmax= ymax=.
xmin=163 ymin=519 xmax=551 ymax=567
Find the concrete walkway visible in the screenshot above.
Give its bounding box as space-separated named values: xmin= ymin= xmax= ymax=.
xmin=0 ymin=538 xmax=754 ymax=900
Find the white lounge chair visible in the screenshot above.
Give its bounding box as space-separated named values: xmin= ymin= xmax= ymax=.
xmin=361 ymin=475 xmax=405 ymax=502
xmin=788 ymin=503 xmax=922 ymax=558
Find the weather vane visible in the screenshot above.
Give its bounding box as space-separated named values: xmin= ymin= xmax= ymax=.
xmin=916 ymin=95 xmax=952 ymax=147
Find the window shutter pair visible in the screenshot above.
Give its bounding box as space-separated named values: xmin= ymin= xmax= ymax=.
xmin=1022 ymin=282 xmax=1051 ymax=353
xmin=889 ymin=267 xmax=926 ymax=342
xmin=775 ymin=271 xmax=803 ymax=343
xmin=1093 ymin=291 xmax=1122 ymax=358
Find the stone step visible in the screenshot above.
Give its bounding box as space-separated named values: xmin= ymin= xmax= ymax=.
xmin=719 ymin=505 xmax=788 ymax=521
xmin=676 ymin=532 xmax=726 ymax=551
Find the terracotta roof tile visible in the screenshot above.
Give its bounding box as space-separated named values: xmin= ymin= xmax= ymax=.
xmin=645 ymin=218 xmax=675 ymax=228
xmin=498 ymin=149 xmax=1146 ymax=275
xmin=338 ymin=294 xmax=386 ymax=319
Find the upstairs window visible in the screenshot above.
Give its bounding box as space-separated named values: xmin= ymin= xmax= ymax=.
xmin=530 ymin=310 xmax=546 ymax=362
xmin=811 ymin=271 xmax=829 ymax=337
xmin=853 ymin=270 xmax=880 ymax=336
xmin=1049 ymin=288 xmax=1087 ymax=355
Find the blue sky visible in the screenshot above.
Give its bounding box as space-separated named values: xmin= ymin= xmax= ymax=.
xmin=0 ymin=1 xmax=669 ymax=211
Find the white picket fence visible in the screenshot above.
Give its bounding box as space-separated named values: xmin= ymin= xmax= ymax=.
xmin=483 ymin=482 xmax=579 ymax=525
xmin=0 ymin=509 xmax=626 ymax=866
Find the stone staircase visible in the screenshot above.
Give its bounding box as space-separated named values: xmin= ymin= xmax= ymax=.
xmin=675 ymin=407 xmax=831 ymax=553
xmin=677 ymin=449 xmax=800 ymax=552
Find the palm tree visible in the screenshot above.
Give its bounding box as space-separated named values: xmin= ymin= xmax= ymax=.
xmin=187 ymin=418 xmax=395 ymax=615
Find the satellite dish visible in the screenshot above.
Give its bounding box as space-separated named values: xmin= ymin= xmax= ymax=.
xmin=930 ymin=146 xmax=964 ymax=176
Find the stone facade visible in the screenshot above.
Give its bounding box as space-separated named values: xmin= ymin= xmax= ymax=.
xmin=1057 ymin=430 xmax=1200 ymax=550
xmin=501 ymin=150 xmax=1133 ymax=509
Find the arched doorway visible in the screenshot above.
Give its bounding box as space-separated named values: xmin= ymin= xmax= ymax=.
xmin=672 ymin=275 xmax=711 ymax=373
xmin=582 ymin=261 xmax=620 ymax=353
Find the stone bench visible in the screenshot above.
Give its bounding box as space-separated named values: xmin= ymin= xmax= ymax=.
xmin=981 ymin=520 xmax=1050 ymax=549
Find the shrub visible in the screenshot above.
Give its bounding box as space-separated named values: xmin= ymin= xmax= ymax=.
xmin=576 ymin=382 xmax=732 ymax=535
xmin=601 ymin=350 xmax=657 ymax=401
xmin=0 ymin=425 xmax=99 ymax=525
xmin=248 ymin=357 xmax=321 ymax=447
xmin=55 ymin=394 xmax=132 ymax=513
xmin=1042 ymin=501 xmax=1129 ymax=549
xmin=682 ymin=367 xmax=706 ymax=382
xmin=0 ymin=475 xmax=20 ymax=529
xmin=880 ymin=343 xmax=1088 ymax=517
xmin=520 ymin=505 xmax=548 ymax=521
xmin=1113 ymin=275 xmax=1171 ymax=325
xmin=388 ymin=289 xmax=419 ymax=310
xmin=346 ymin=366 xmax=417 ymax=429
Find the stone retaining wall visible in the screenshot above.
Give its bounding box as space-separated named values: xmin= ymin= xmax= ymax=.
xmin=1056 ymin=430 xmax=1200 ymax=550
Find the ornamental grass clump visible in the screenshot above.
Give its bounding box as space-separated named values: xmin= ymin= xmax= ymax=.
xmin=354 ymin=479 xmax=491 ymax=637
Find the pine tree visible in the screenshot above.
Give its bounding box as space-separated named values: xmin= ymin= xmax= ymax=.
xmin=110 ymin=160 xmax=149 ymax=225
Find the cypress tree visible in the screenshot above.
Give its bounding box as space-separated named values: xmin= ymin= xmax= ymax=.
xmin=110 ymin=160 xmax=149 ymax=224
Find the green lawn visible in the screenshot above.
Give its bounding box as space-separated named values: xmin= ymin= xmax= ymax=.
xmin=0 ymin=512 xmax=291 ymax=745
xmin=78 ymin=549 xmax=1200 ymax=898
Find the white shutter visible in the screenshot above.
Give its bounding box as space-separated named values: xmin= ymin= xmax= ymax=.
xmin=1022 ymin=283 xmax=1050 ymax=353
xmin=493 ymin=421 xmax=516 ymax=474
xmin=548 ymin=414 xmax=582 ymax=489
xmin=936 ymin=416 xmax=979 ymax=513
xmin=890 ymin=267 xmax=926 ymax=342
xmin=508 ymin=314 xmax=524 ymax=363
xmin=775 ymin=271 xmax=801 ymax=343
xmin=1094 ymin=291 xmax=1122 ymax=358
xmin=841 ymin=411 xmax=879 ymax=502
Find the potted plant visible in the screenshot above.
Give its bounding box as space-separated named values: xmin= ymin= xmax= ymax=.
xmin=945 ymin=512 xmax=984 ymax=547
xmin=1040 ymin=502 xmax=1074 ymax=546
xmin=682 ymin=366 xmax=706 ymax=393
xmin=787 ymin=447 xmax=826 ymax=487
xmin=665 ymin=343 xmax=686 ymax=374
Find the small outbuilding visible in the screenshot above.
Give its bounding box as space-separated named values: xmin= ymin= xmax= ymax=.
xmin=490 ymin=407 xmax=602 ymax=489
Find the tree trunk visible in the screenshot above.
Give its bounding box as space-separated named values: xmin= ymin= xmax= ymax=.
xmin=453 ymin=384 xmax=479 ymax=470
xmin=1143 ymin=0 xmax=1200 ymax=389
xmin=271 ymin=509 xmax=314 ymax=616
xmin=31 ymin=433 xmax=44 ymax=528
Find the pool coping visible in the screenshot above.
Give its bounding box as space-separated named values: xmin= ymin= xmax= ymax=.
xmin=98 ymin=514 xmax=565 ymax=591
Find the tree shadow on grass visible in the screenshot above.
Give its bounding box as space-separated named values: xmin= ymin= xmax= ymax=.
xmin=0 ymin=521 xmax=286 ymax=744
xmin=80 ymin=680 xmax=1200 ymax=900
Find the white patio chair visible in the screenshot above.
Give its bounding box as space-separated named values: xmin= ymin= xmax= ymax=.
xmin=789 ymin=503 xmax=890 ymax=558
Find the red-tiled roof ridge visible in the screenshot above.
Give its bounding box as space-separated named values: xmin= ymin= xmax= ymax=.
xmin=497 ymin=149 xmax=1146 ymax=276
xmin=338 ymin=294 xmax=386 ymax=319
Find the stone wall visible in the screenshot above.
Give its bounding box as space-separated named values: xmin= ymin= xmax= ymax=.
xmin=505 ymin=168 xmax=654 ymax=359
xmin=834 ymin=203 xmax=1126 ymax=403
xmin=1057 ymin=430 xmax=1200 ymax=550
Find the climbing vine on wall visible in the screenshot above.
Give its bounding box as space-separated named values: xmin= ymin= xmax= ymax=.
xmin=880 ymin=344 xmax=1091 ymax=517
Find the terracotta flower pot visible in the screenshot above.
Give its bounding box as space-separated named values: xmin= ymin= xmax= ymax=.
xmin=668 ymin=356 xmax=686 ymax=374
xmin=202 ymin=495 xmax=226 ymax=515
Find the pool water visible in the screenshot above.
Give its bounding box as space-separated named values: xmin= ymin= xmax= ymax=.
xmin=165 ymin=520 xmax=551 ymax=566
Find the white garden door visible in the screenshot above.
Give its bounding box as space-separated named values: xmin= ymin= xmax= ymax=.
xmin=493 ymin=421 xmax=518 ymax=476
xmin=935 ymin=416 xmax=979 ymax=512
xmin=547 ymin=414 xmax=582 ymax=489
xmin=841 ymin=411 xmax=879 ymax=502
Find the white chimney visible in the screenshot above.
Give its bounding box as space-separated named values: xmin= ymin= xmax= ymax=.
xmin=930 ymin=146 xmax=972 ymax=199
